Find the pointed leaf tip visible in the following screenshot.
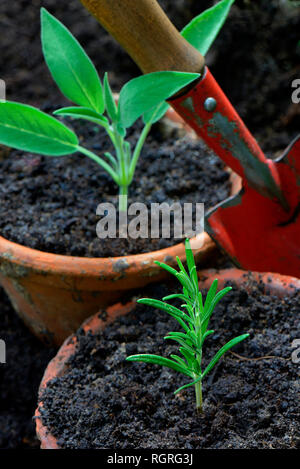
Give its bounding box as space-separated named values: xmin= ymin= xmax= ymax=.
xmin=181 ymin=0 xmax=234 ymax=56
xmin=41 ymin=8 xmax=104 ymax=113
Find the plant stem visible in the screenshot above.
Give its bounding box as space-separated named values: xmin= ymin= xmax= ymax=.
xmin=77 ymin=145 xmax=119 ymax=183
xmin=128 ymin=121 xmax=152 ymax=182
xmin=195 ymin=380 xmax=203 ymax=413
xmin=112 ymin=124 xmax=128 ymax=188
xmin=119 ymin=185 xmax=128 ymax=212
xmin=194 ymin=301 xmax=203 ymax=412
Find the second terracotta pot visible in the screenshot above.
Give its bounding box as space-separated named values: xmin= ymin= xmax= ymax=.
xmin=0 ymin=234 xmax=215 ymax=346
xmin=34 ymin=268 xmax=300 ymax=449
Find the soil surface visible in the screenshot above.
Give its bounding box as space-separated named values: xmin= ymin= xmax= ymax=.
xmin=0 ymin=287 xmax=55 ymax=449
xmin=40 ymin=279 xmax=300 ymax=449
xmin=0 ymin=120 xmax=230 ymax=257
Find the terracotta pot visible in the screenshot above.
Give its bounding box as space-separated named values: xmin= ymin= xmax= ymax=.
xmin=35 ymin=301 xmax=134 ymax=449
xmin=0 ymin=109 xmax=237 ymax=346
xmin=35 ymin=268 xmax=300 ymax=449
xmin=0 ymin=234 xmax=216 ymax=346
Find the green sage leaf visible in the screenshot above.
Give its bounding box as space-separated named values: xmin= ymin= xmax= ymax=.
xmin=0 ymin=101 xmax=78 ymax=156
xmin=54 ymin=107 xmax=109 ymax=127
xmin=41 ymin=8 xmax=104 ymax=112
xmin=119 ymin=71 xmax=199 ymax=128
xmin=103 ymin=72 xmax=118 ymax=122
xmin=143 ymin=101 xmax=169 ymax=125
xmin=181 ymin=0 xmax=235 ymax=56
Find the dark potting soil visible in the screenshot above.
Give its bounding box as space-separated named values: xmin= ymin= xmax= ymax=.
xmin=40 ymin=279 xmax=300 ymax=449
xmin=0 ymin=119 xmax=230 ymax=257
xmin=0 ymin=286 xmax=55 ymax=449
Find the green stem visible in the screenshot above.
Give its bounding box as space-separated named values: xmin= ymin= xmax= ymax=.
xmin=113 ymin=125 xmax=128 ymax=186
xmin=119 ymin=185 xmax=128 ymax=212
xmin=77 ymin=145 xmax=119 ymax=184
xmin=128 ymin=121 xmax=152 ymax=182
xmin=194 ymin=302 xmax=203 ymax=412
xmin=195 ymin=379 xmax=203 ymax=413
xmin=105 ymin=126 xmax=116 ymax=144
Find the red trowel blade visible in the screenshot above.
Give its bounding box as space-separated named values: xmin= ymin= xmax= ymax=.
xmin=205 ymin=136 xmax=300 ymax=277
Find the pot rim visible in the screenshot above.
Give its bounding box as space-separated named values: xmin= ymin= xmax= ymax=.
xmin=34 ymin=268 xmax=300 ymax=449
xmin=0 ymin=233 xmax=213 ymax=278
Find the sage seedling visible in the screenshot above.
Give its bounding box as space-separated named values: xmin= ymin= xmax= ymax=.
xmin=127 ymin=239 xmax=249 ymax=412
xmin=0 ymin=9 xmax=199 ymax=212
xmin=0 ymin=0 xmax=234 ymax=211
xmin=0 ymin=1 xmax=234 ymax=212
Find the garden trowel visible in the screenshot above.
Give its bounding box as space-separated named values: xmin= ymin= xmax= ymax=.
xmin=80 ymin=0 xmax=300 ymax=277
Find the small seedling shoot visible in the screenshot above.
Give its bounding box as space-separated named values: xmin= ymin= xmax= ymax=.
xmin=0 ymin=1 xmax=234 ymax=212
xmin=0 ymin=9 xmax=199 ymax=212
xmin=127 ymin=239 xmax=249 ymax=413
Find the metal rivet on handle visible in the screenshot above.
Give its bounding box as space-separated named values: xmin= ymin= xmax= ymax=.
xmin=204 ymin=97 xmax=217 ymax=112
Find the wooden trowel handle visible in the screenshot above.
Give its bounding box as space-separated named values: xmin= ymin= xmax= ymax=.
xmin=80 ymin=0 xmax=205 ymax=74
